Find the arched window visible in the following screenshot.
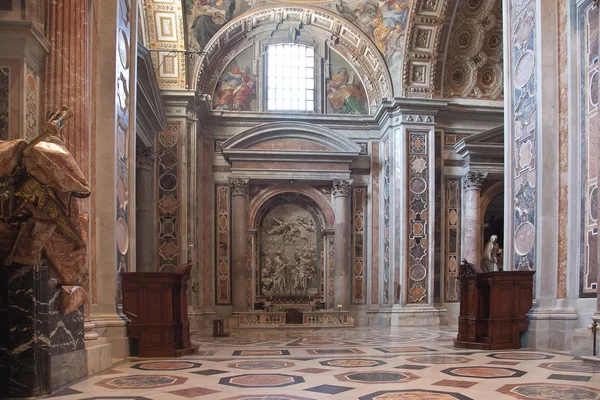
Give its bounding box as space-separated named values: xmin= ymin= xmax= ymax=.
xmin=266 ymin=43 xmax=315 ymax=112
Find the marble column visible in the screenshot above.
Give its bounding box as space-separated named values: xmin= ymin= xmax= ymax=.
xmin=44 ymin=0 xmax=89 ymax=177
xmin=136 ymin=147 xmax=156 ymax=272
xmin=462 ymin=171 xmax=487 ymax=266
xmin=333 ymin=178 xmax=352 ymax=310
xmin=230 ymin=177 xmax=249 ymax=312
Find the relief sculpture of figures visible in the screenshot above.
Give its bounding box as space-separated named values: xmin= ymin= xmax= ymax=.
xmin=483 ymin=234 xmax=502 ymax=272
xmin=260 ymin=204 xmax=319 ymax=296
xmin=0 ymin=107 xmax=91 ymax=314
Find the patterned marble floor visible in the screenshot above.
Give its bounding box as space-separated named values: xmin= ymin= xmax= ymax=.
xmin=46 ymin=327 xmax=600 ymax=400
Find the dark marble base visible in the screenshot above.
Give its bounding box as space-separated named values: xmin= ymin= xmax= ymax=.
xmin=51 ymin=348 xmax=87 ymax=391
xmin=0 ymin=263 xmax=51 ymax=398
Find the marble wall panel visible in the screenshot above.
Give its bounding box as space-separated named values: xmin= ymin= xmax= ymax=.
xmin=383 ymin=139 xmax=391 ymax=304
xmin=509 ymin=0 xmax=537 ymax=271
xmin=407 ymin=131 xmax=429 ymax=304
xmin=371 ymin=142 xmax=380 ymax=304
xmin=445 ymin=179 xmax=460 ymax=302
xmin=556 ymin=0 xmax=568 ymax=299
xmin=201 ymin=137 xmax=212 ymax=307
xmin=579 ymin=0 xmax=599 ymax=297
xmin=115 ymin=0 xmax=134 ymax=302
xmin=157 ymin=123 xmax=181 ymax=272
xmin=352 ymin=187 xmax=367 ymax=303
xmin=328 ymin=236 xmax=335 ymax=308
xmin=0 ymin=67 xmax=8 ymax=139
xmin=215 ymin=184 xmax=231 ymax=305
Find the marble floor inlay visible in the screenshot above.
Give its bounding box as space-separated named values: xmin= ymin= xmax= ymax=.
xmin=42 ymin=327 xmax=600 ymax=400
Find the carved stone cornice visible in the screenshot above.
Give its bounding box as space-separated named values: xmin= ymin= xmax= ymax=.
xmin=136 ymin=148 xmax=156 ymax=170
xmin=332 ymin=179 xmax=353 ymax=197
xmin=463 ymin=171 xmax=488 ymax=191
xmin=229 ymin=177 xmax=249 ymax=196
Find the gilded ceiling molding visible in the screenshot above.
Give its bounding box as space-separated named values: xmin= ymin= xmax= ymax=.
xmin=402 ymin=0 xmax=452 ymax=98
xmin=441 ymin=0 xmax=503 ymax=100
xmin=192 ymin=4 xmax=393 ymax=106
xmin=142 ymin=0 xmax=187 ymax=89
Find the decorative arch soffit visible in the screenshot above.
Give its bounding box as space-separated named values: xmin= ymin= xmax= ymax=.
xmin=402 ymin=0 xmax=453 ymax=98
xmin=192 ymin=4 xmax=393 ymax=105
xmin=248 ymin=184 xmax=336 ymax=230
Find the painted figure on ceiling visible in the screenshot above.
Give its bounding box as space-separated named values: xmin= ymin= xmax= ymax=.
xmin=369 ymin=0 xmax=410 ymax=54
xmin=214 ymin=62 xmax=256 ymax=111
xmin=327 ymin=67 xmax=364 ymax=114
xmin=187 ymin=0 xmax=254 ymax=50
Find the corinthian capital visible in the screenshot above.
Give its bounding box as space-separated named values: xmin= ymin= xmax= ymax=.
xmin=463 ymin=171 xmax=488 ymax=191
xmin=136 ymin=148 xmax=156 ymax=169
xmin=332 ymin=178 xmax=353 ymax=197
xmin=229 ymin=177 xmax=249 ymax=196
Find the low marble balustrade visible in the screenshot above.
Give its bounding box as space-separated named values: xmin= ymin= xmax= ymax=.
xmin=237 ymin=311 xmax=353 ymax=328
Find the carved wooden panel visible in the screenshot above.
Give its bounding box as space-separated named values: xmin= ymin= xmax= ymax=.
xmin=215 ymin=184 xmax=231 ymax=305
xmin=352 ymin=187 xmax=367 ymax=304
xmin=0 ymin=67 xmax=8 ymax=140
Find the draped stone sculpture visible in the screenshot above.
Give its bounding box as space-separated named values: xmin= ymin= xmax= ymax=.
xmin=0 ymin=107 xmax=90 ymax=314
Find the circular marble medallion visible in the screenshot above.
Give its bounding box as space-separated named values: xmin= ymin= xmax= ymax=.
xmin=159 ymin=173 xmax=178 ymax=191
xmin=410 ymin=177 xmax=427 ymax=194
xmin=409 ymin=264 xmax=427 ymax=281
xmin=514 ymin=222 xmax=535 ymax=256
xmin=118 ymin=29 xmax=130 ymax=70
xmin=132 ymin=362 xmax=201 ymax=371
xmin=321 ymin=359 xmax=386 ymax=368
xmin=159 ymin=129 xmax=178 ymax=147
xmin=514 ymin=50 xmax=535 ymax=88
xmin=442 ymin=366 xmax=526 ymax=379
xmin=359 ymin=389 xmax=473 ymax=400
xmin=96 ymin=374 xmax=186 ymax=389
xmin=228 ymin=361 xmax=295 ymax=370
xmin=116 ymin=217 xmax=129 ymax=255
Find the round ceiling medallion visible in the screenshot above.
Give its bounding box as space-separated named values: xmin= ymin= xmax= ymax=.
xmin=118 ymin=29 xmax=130 ymax=70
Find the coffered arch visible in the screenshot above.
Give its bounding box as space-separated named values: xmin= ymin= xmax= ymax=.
xmin=402 ymin=0 xmax=503 ymax=99
xmin=192 ymin=4 xmax=394 ymax=105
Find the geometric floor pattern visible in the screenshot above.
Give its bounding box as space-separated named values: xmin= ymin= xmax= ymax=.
xmin=43 ymin=327 xmax=600 ymax=399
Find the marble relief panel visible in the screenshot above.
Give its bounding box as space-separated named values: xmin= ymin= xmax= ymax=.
xmin=579 ymin=0 xmax=599 ymax=297
xmin=0 ymin=67 xmax=8 ymax=140
xmin=213 ymin=47 xmax=257 ymax=112
xmin=371 ymin=142 xmax=380 ymax=305
xmin=116 ymin=0 xmax=133 ymax=302
xmin=215 ymin=184 xmax=231 ymax=305
xmin=407 ymin=131 xmax=429 ymax=304
xmin=259 ymin=204 xmax=321 ymax=298
xmin=510 ymin=0 xmax=537 ymax=271
xmin=326 ymin=50 xmax=368 ymax=115
xmin=352 ymin=187 xmax=367 ymax=303
xmin=445 ymin=179 xmax=460 ymax=302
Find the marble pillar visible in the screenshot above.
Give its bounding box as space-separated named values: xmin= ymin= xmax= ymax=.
xmin=504 ymin=0 xmax=577 ymax=350
xmin=136 ymin=148 xmax=156 ymax=272
xmin=44 ymin=0 xmax=89 ymax=177
xmin=333 ymin=178 xmax=352 ymax=310
xmin=230 ymin=177 xmax=249 ymax=312
xmin=462 ymin=172 xmax=487 ymax=266
xmin=86 ymin=0 xmax=137 ymax=373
